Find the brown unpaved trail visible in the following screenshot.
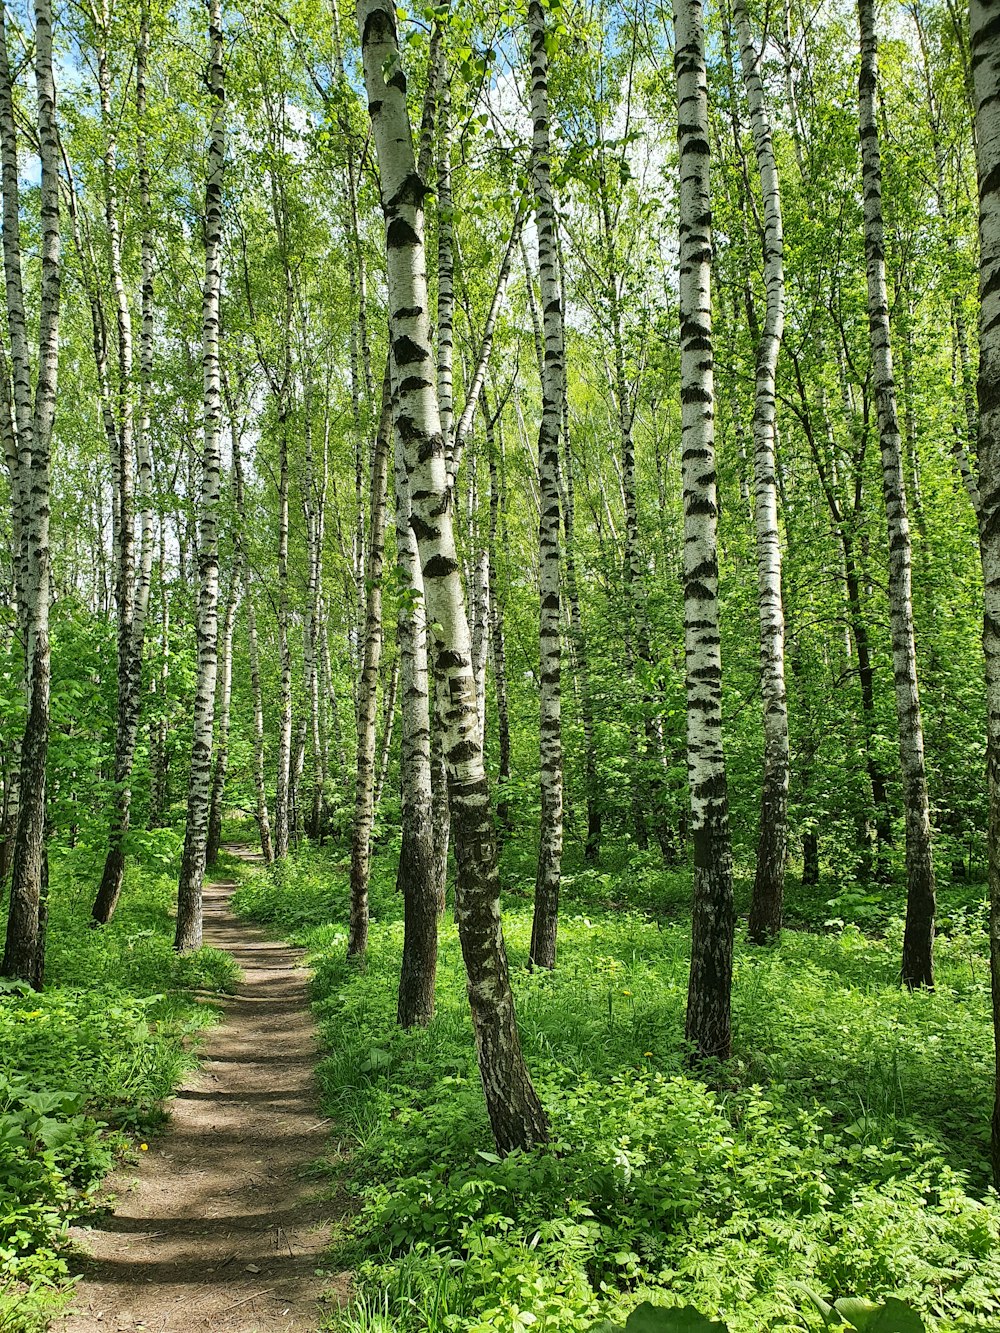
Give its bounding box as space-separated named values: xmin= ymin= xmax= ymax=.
xmin=62 ymin=848 xmax=347 ymax=1333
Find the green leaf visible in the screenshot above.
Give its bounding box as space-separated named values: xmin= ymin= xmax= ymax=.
xmin=835 ymin=1299 xmax=881 ymax=1330
xmin=868 ymin=1300 xmax=926 ymax=1333
xmin=625 ymin=1304 xmax=728 ymax=1333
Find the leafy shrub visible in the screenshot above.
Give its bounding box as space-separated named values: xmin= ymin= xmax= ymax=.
xmin=236 ymin=844 xmax=1000 ymax=1333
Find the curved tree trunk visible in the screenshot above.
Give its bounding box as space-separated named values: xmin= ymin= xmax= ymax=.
xmin=674 ymin=0 xmax=734 ymax=1062
xmin=734 ymin=0 xmax=791 ymax=944
xmin=357 ymin=0 xmax=547 ymax=1152
xmin=175 ymin=0 xmax=225 ymax=952
xmin=858 ymin=0 xmax=935 ymax=989
xmin=93 ymin=2 xmax=155 ymax=922
xmin=526 ymin=0 xmax=564 ymax=971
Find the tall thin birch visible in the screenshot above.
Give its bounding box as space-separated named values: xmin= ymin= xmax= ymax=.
xmin=858 ymin=0 xmax=935 ymax=988
xmin=674 ymin=0 xmax=735 ymax=1061
xmin=969 ymin=0 xmax=1000 ymax=1186
xmin=357 ymin=0 xmax=547 ymax=1152
xmin=0 ymin=0 xmax=61 ymax=986
xmin=734 ymin=0 xmax=791 ymax=943
xmin=175 ymin=0 xmax=225 ymax=951
xmin=526 ymin=0 xmax=564 ymax=971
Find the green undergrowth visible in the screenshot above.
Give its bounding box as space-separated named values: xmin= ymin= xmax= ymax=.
xmin=233 ymin=842 xmax=1000 ymax=1333
xmin=0 ymin=841 xmax=240 ymax=1332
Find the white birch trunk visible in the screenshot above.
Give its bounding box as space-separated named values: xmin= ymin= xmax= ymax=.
xmin=969 ymin=0 xmax=1000 ymax=1186
xmin=858 ymin=0 xmax=935 ymax=988
xmin=1 ymin=0 xmax=60 ymax=986
xmin=526 ymin=0 xmax=564 ymax=971
xmin=674 ymin=0 xmax=734 ymax=1061
xmin=734 ymin=0 xmax=791 ymax=943
xmin=175 ymin=0 xmax=225 ymax=951
xmin=357 ymin=0 xmax=547 ymax=1151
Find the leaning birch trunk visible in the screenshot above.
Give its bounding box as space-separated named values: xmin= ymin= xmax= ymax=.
xmin=526 ymin=0 xmax=564 ymax=971
xmin=0 ymin=0 xmax=60 ymax=986
xmin=969 ymin=0 xmax=1000 ymax=1187
xmin=348 ymin=363 xmax=392 ymax=958
xmin=93 ymin=2 xmax=155 ymax=923
xmin=357 ymin=0 xmax=547 ymax=1151
xmin=206 ymin=566 xmax=240 ymax=866
xmin=674 ymin=0 xmax=735 ymax=1061
xmin=175 ymin=0 xmax=224 ymax=951
xmin=858 ymin=0 xmax=935 ymax=989
xmin=734 ymin=0 xmax=791 ymax=944
xmin=394 ymin=429 xmax=438 ymax=1028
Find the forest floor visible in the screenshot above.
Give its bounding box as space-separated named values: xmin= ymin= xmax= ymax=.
xmin=59 ymin=848 xmax=347 ymax=1333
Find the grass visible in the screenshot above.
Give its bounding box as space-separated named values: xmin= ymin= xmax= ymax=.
xmin=232 ymin=837 xmax=1000 ymax=1333
xmin=0 ymin=838 xmax=240 ymax=1332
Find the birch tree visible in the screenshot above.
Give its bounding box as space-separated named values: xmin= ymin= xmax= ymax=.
xmin=0 ymin=0 xmax=62 ymax=986
xmin=858 ymin=0 xmax=936 ymax=988
xmin=175 ymin=0 xmax=225 ymax=951
xmin=356 ymin=0 xmax=547 ymax=1151
xmin=733 ymin=0 xmax=790 ymax=943
xmin=674 ymin=0 xmax=734 ymax=1061
xmin=969 ymin=0 xmax=1000 ymax=1187
xmin=526 ymin=0 xmax=565 ymax=971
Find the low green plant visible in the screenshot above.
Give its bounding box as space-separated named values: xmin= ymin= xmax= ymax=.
xmin=236 ymin=842 xmax=1000 ymax=1333
xmin=0 ymin=848 xmax=240 ymax=1329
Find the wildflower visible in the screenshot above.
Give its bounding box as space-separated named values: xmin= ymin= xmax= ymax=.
xmin=140 ymin=1143 xmax=149 ymax=1151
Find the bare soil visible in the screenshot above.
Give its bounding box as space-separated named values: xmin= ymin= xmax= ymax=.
xmin=61 ymin=850 xmax=347 ymax=1333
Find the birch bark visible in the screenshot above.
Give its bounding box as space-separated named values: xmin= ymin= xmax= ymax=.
xmin=858 ymin=0 xmax=935 ymax=988
xmin=357 ymin=0 xmax=547 ymax=1150
xmin=969 ymin=0 xmax=1000 ymax=1185
xmin=526 ymin=0 xmax=564 ymax=971
xmin=348 ymin=362 xmax=392 ymax=957
xmin=175 ymin=0 xmax=225 ymax=951
xmin=674 ymin=0 xmax=734 ymax=1061
xmin=394 ymin=420 xmax=438 ymax=1027
xmin=0 ymin=0 xmax=61 ymax=986
xmin=734 ymin=0 xmax=791 ymax=943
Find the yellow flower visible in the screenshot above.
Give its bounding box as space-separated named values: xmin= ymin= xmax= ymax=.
xmin=644 ymin=1051 xmax=653 ymax=1057
xmin=139 ymin=1143 xmax=148 ymax=1152
xmin=622 ymin=990 xmax=632 ymax=997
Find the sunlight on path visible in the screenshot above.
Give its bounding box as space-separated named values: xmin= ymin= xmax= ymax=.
xmin=61 ymin=847 xmax=348 ymax=1333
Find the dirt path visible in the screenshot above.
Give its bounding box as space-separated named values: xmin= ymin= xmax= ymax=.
xmin=62 ymin=849 xmax=346 ymax=1333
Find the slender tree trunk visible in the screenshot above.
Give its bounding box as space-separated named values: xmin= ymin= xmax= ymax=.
xmin=93 ymin=3 xmax=155 ymax=922
xmin=969 ymin=0 xmax=1000 ymax=1187
xmin=206 ymin=567 xmax=240 ymax=865
xmin=273 ymin=409 xmax=293 ymax=860
xmin=395 ymin=420 xmax=438 ymax=1027
xmin=486 ymin=403 xmax=513 ymax=836
xmin=858 ymin=0 xmax=935 ymax=988
xmin=734 ymin=0 xmax=791 ymax=943
xmin=357 ymin=0 xmax=547 ymax=1151
xmin=348 ymin=362 xmax=392 ymax=958
xmin=675 ymin=0 xmax=734 ymax=1061
xmin=374 ymin=652 xmax=398 ymax=813
xmin=526 ymin=0 xmax=564 ymax=971
xmin=1 ymin=0 xmax=60 ymax=987
xmin=175 ymin=0 xmax=225 ymax=952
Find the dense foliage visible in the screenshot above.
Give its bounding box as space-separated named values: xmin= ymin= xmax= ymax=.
xmin=234 ymin=842 xmax=998 ymax=1332
xmin=0 ymin=845 xmax=238 ymax=1330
